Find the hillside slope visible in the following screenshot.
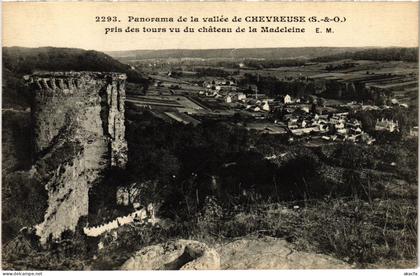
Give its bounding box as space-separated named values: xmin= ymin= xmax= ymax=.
xmin=108 ymin=47 xmax=418 ymax=63
xmin=107 ymin=47 xmax=361 ymax=61
xmin=311 ymin=47 xmax=418 ymax=62
xmin=3 ymin=47 xmax=148 ymax=108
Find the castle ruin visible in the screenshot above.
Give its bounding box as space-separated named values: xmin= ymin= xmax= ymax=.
xmin=27 ymin=72 xmax=128 ymax=243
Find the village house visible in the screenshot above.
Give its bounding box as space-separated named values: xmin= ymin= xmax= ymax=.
xmin=290 ymin=126 xmax=318 ymax=136
xmin=262 ymin=100 xmax=270 ymax=112
xmin=299 ymin=119 xmax=307 ymax=128
xmin=311 ymin=115 xmax=325 ymax=126
xmin=334 ymin=121 xmax=345 ymax=130
xmin=300 ymin=106 xmax=310 ymax=113
xmin=346 ymin=119 xmax=361 ymax=128
xmin=282 ymin=94 xmax=293 ymax=104
xmin=375 ymin=118 xmax=399 ymax=132
xmin=346 ymin=134 xmax=360 ymax=143
xmin=225 ymin=92 xmax=247 ymax=103
xmin=336 ymin=128 xmax=347 ymax=135
xmin=205 ymin=90 xmax=218 ymax=97
xmin=233 ymin=92 xmax=247 ymax=101
xmin=322 ymin=135 xmax=338 ymax=141
xmin=286 ymin=117 xmax=299 ymax=129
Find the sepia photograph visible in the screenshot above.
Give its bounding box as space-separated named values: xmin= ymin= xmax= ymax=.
xmin=1 ymin=1 xmax=419 ymax=272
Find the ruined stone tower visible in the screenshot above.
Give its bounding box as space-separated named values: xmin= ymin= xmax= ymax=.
xmin=27 ymin=72 xmax=128 ymax=243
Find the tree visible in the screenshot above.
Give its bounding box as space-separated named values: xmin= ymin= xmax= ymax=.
xmin=2 ymin=171 xmax=47 ymax=243
xmin=318 ymin=98 xmax=326 ymax=107
xmin=352 ymin=111 xmax=375 ymax=133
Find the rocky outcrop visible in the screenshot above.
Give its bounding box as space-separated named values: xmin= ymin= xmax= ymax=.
xmin=27 ymin=72 xmax=128 ymax=244
xmin=120 ymin=237 xmax=350 ymax=270
xmin=121 ymin=240 xmax=220 ymax=270
xmin=217 ymin=236 xmax=351 ymax=269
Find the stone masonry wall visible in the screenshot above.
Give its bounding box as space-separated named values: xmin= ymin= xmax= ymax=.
xmin=27 ymin=72 xmax=127 ymax=243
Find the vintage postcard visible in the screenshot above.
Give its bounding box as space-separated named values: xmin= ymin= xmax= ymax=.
xmin=1 ymin=1 xmax=418 ymax=272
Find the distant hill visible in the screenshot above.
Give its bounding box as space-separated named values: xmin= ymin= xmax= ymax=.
xmin=3 ymin=47 xmax=148 ymax=83
xmin=108 ymin=47 xmax=419 ymax=62
xmin=2 ymin=47 xmax=149 ymax=108
xmin=311 ymin=47 xmax=418 ymax=62
xmin=107 ymin=47 xmax=363 ymax=61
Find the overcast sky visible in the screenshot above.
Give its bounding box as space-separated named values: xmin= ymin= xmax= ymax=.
xmin=3 ymin=2 xmax=418 ymax=52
